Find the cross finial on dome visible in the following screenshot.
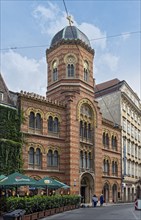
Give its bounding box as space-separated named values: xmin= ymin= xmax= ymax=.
xmin=67 ymin=15 xmax=73 ymax=26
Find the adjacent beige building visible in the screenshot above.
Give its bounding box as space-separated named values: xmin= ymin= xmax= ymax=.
xmin=95 ymin=79 xmax=141 ymax=202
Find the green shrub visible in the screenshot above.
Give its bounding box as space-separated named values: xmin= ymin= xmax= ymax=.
xmin=1 ymin=195 xmax=80 ymax=214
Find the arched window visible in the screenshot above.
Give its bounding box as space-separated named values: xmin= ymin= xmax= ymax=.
xmin=112 ymin=161 xmax=115 ymax=175
xmin=103 ymin=159 xmax=109 ymax=175
xmin=85 ymin=152 xmax=87 ymax=168
xmin=52 ymin=60 xmax=58 ymax=82
xmin=47 ymin=150 xmax=53 ymax=166
xmin=80 ymin=151 xmax=83 ymax=168
xmin=67 ymin=64 xmax=74 ymax=77
xmin=79 ymin=103 xmax=93 ymax=144
xmin=112 ymin=136 xmax=117 ymax=151
xmin=36 ymin=113 xmax=42 ymax=130
xmin=35 ymin=148 xmax=41 ymax=168
xmin=29 ymin=147 xmax=34 ymax=165
xmin=84 ymin=61 xmax=89 ymax=82
xmin=112 ymin=161 xmax=118 ymax=176
xmin=87 ymin=152 xmax=91 ymax=169
xmin=115 ymin=162 xmax=118 ymax=176
xmin=88 ymin=123 xmax=91 ymax=141
xmin=54 ymin=117 xmax=59 ymax=133
xmin=48 ymin=116 xmax=53 ymax=132
xmin=53 ymin=150 xmax=59 ymax=167
xmin=84 ymin=122 xmax=87 ymax=139
xmin=103 ymin=133 xmax=106 ymax=146
xmin=83 ymin=152 xmax=86 ymax=169
xmin=80 ymin=121 xmax=83 ymax=137
xmin=106 ymin=134 xmax=109 ymax=148
xmin=29 ymin=112 xmax=35 ymax=128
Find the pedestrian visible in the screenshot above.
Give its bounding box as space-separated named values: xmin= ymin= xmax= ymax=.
xmin=92 ymin=194 xmax=98 ymax=207
xmin=100 ymin=194 xmax=104 ymax=206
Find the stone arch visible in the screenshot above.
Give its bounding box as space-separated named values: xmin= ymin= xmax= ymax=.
xmin=77 ymin=98 xmax=97 ymax=127
xmin=46 ymin=112 xmax=62 ymax=122
xmin=112 ymin=157 xmax=119 ymax=165
xmin=103 ymin=155 xmax=111 ymax=164
xmin=102 ymin=181 xmax=111 ymax=203
xmin=80 ymin=172 xmax=94 ymax=203
xmin=64 ymin=53 xmax=78 ymax=64
xmin=112 ymin=181 xmax=120 ymax=190
xmin=103 ymin=129 xmax=111 ymax=138
xmin=26 ymin=107 xmax=44 ymax=118
xmin=45 ymin=146 xmax=61 ymax=155
xmin=50 ymin=57 xmax=59 ymax=70
xmin=27 ymin=143 xmax=45 ymax=154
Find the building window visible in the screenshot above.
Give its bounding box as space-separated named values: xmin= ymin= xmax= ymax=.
xmin=35 ymin=148 xmax=42 ymax=168
xmin=36 ymin=113 xmax=42 ymax=130
xmin=29 ymin=147 xmax=34 ymax=166
xmin=103 ymin=159 xmax=110 ymax=175
xmin=84 ymin=61 xmax=89 ymax=82
xmin=54 ymin=150 xmax=59 ymax=166
xmin=111 ymin=135 xmax=117 ymax=151
xmin=79 ymin=104 xmax=93 ymax=143
xmin=123 ymin=118 xmax=126 ymax=131
xmin=28 ymin=147 xmax=42 ymax=169
xmin=112 ymin=161 xmax=118 ymax=176
xmin=127 ymin=121 xmax=130 ymax=134
xmin=103 ymin=132 xmax=109 ymax=148
xmin=47 ymin=150 xmax=59 ymax=168
xmin=29 ymin=112 xmax=42 ymax=132
xmin=48 ymin=116 xmax=59 ymax=134
xmin=47 ymin=150 xmax=53 ymax=166
xmin=65 ymin=54 xmax=76 ymax=78
xmin=67 ymin=64 xmax=74 ymax=77
xmin=87 ymin=152 xmax=91 ymax=169
xmin=0 ymin=92 xmax=4 ymax=101
xmin=52 ymin=60 xmax=58 ymax=82
xmin=80 ymin=151 xmax=83 ymax=168
xmin=29 ymin=112 xmax=35 ymax=128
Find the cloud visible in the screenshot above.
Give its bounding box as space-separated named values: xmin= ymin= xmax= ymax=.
xmin=1 ymin=50 xmax=47 ymax=96
xmin=121 ymin=32 xmax=131 ymax=40
xmin=32 ymin=2 xmax=106 ymax=50
xmin=78 ymin=23 xmax=106 ymax=50
xmin=32 ymin=2 xmax=68 ymax=36
xmin=98 ymin=52 xmax=119 ymax=72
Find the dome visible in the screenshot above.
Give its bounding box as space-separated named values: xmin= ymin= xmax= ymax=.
xmin=50 ymin=26 xmax=91 ymax=47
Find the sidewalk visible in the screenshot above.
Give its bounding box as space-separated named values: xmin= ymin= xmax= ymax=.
xmin=81 ymin=202 xmax=134 ymax=208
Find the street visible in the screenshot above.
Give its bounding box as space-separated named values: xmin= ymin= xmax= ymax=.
xmin=43 ymin=204 xmax=141 ymax=220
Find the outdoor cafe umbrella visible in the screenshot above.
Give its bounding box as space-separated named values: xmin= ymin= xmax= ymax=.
xmin=37 ymin=176 xmax=63 ymax=189
xmin=55 ymin=180 xmax=70 ymax=189
xmin=0 ymin=174 xmax=6 ymax=181
xmin=0 ymin=172 xmax=38 ymax=187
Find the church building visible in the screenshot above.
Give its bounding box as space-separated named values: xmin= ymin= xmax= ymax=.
xmin=0 ymin=26 xmax=122 ymax=203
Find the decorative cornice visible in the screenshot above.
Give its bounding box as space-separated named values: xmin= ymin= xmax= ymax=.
xmin=19 ymin=91 xmax=66 ymax=107
xmin=46 ymin=39 xmax=95 ymax=55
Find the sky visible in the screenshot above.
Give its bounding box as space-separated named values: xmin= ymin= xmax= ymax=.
xmin=0 ymin=0 xmax=141 ymax=98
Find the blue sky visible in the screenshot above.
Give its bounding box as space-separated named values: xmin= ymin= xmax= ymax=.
xmin=0 ymin=0 xmax=140 ymax=97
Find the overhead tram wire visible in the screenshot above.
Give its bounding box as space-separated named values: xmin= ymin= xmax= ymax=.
xmin=0 ymin=31 xmax=140 ymax=51
xmin=62 ymin=0 xmax=120 ymax=127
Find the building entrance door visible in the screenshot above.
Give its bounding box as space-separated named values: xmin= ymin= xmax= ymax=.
xmin=80 ymin=173 xmax=94 ymax=204
xmin=81 ymin=186 xmax=86 ymax=203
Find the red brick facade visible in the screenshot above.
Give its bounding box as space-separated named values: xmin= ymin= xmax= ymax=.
xmin=17 ymin=28 xmax=121 ymax=203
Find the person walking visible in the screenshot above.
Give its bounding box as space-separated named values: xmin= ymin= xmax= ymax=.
xmin=92 ymin=194 xmax=98 ymax=207
xmin=100 ymin=194 xmax=104 ymax=206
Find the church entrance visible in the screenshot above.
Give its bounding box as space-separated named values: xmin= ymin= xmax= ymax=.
xmin=80 ymin=173 xmax=94 ymax=204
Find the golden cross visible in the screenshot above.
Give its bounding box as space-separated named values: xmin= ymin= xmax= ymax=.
xmin=67 ymin=15 xmax=73 ymax=26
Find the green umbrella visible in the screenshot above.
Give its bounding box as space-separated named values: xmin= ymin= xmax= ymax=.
xmin=55 ymin=180 xmax=70 ymax=189
xmin=0 ymin=172 xmax=37 ymax=187
xmin=37 ymin=176 xmax=63 ymax=189
xmin=0 ymin=175 xmax=6 ymax=181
